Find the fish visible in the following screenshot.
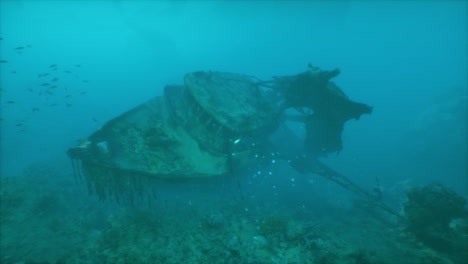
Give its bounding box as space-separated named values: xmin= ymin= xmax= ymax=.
xmin=41 ymin=83 xmax=50 ymax=86
xmin=32 ymin=108 xmax=40 ymax=112
xmin=37 ymin=73 xmax=49 ymax=78
xmin=0 ymin=38 xmax=3 ymax=40
xmin=66 ymin=103 xmax=73 ymax=107
xmin=64 ymin=71 xmax=72 ymax=73
xmin=10 ymin=71 xmax=16 ymax=74
xmin=27 ymin=89 xmax=34 ymax=92
xmin=92 ymin=118 xmax=98 ymax=122
xmin=82 ymin=80 xmax=89 ymax=83
xmin=16 ymin=123 xmax=23 ymax=127
xmin=51 ymin=78 xmax=59 ymax=82
xmin=65 ymin=95 xmax=72 ymax=98
xmin=74 ymin=64 xmax=81 ymax=67
xmin=80 ymin=92 xmax=87 ymax=95
xmin=15 ymin=47 xmax=24 ymax=50
xmin=46 ymin=91 xmax=54 ymax=95
xmin=0 ymin=60 xmax=7 ymax=63
xmin=49 ymin=104 xmax=58 ymax=107
xmin=26 ymin=45 xmax=32 ymax=48
xmin=49 ymin=64 xmax=58 ymax=68
xmin=50 ymin=86 xmax=58 ymax=89
xmin=6 ymin=101 xmax=15 ymax=104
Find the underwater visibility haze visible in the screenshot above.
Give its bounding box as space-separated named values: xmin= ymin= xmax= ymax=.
xmin=0 ymin=1 xmax=467 ymax=263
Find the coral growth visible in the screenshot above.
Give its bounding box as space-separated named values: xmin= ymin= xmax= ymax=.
xmin=404 ymin=183 xmax=468 ymax=262
xmin=1 ymin=163 xmax=464 ymax=264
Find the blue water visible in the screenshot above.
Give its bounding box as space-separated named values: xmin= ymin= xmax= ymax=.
xmin=0 ymin=1 xmax=467 ymax=263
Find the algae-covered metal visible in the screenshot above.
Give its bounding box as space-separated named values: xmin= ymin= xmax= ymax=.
xmin=68 ymin=66 xmax=373 ymax=201
xmin=185 ymin=71 xmax=281 ymax=134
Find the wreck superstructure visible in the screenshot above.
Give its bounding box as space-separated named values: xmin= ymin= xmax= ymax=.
xmin=68 ymin=65 xmax=385 ymax=211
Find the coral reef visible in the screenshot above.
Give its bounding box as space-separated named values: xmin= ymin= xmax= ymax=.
xmin=404 ymin=183 xmax=468 ymax=262
xmin=258 ymin=215 xmax=290 ymax=236
xmin=1 ymin=163 xmax=465 ymax=264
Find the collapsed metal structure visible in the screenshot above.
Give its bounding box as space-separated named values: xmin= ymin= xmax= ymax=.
xmin=67 ymin=64 xmax=399 ymax=216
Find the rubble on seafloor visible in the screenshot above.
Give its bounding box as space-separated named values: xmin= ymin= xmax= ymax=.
xmin=1 ymin=162 xmax=466 ymax=264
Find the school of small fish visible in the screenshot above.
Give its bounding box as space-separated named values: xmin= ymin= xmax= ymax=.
xmin=0 ymin=37 xmax=95 ymax=133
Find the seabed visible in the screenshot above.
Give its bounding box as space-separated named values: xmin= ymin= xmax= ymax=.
xmin=1 ymin=162 xmax=466 ymax=264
